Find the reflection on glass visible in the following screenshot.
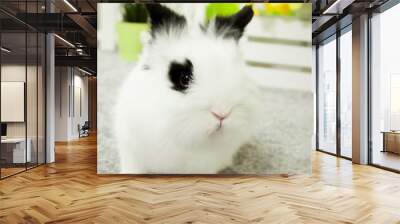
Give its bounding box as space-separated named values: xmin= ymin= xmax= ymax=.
xmin=390 ymin=75 xmax=400 ymax=130
xmin=1 ymin=31 xmax=27 ymax=177
xmin=0 ymin=1 xmax=47 ymax=178
xmin=340 ymin=29 xmax=352 ymax=158
xmin=318 ymin=37 xmax=337 ymax=154
xmin=27 ymin=31 xmax=38 ymax=169
xmin=371 ymin=4 xmax=400 ymax=171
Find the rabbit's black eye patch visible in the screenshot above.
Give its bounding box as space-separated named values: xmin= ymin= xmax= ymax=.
xmin=168 ymin=59 xmax=193 ymax=93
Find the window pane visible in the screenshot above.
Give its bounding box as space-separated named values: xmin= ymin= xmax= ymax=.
xmin=340 ymin=29 xmax=352 ymax=158
xmin=371 ymin=4 xmax=400 ymax=171
xmin=318 ymin=37 xmax=337 ymax=154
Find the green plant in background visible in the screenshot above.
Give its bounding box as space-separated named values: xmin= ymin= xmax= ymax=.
xmin=205 ymin=3 xmax=240 ymax=21
xmin=205 ymin=3 xmax=310 ymax=22
xmin=123 ymin=3 xmax=148 ymax=23
xmin=117 ymin=3 xmax=149 ymax=61
xmin=253 ymin=3 xmax=311 ymax=21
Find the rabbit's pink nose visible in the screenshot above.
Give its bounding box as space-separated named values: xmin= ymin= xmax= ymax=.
xmin=211 ymin=111 xmax=230 ymax=121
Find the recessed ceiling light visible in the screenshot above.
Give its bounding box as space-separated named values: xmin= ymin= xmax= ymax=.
xmin=78 ymin=67 xmax=93 ymax=76
xmin=323 ymin=0 xmax=342 ymax=14
xmin=322 ymin=0 xmax=354 ymax=15
xmin=1 ymin=47 xmax=11 ymax=53
xmin=63 ymin=0 xmax=78 ymax=12
xmin=54 ymin=34 xmax=75 ymax=48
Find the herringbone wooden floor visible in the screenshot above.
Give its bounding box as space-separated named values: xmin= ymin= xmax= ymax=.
xmin=1 ymin=135 xmax=400 ymax=224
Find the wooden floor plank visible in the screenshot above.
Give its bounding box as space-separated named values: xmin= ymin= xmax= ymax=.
xmin=1 ymin=134 xmax=400 ymax=223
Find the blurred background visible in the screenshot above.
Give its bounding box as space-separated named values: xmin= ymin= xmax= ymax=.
xmin=98 ymin=3 xmax=312 ymax=92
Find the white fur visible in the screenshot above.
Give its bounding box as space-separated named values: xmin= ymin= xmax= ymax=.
xmin=115 ymin=11 xmax=261 ymax=174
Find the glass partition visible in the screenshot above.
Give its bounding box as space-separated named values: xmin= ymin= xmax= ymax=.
xmin=26 ymin=0 xmax=42 ymax=169
xmin=27 ymin=30 xmax=38 ymax=169
xmin=0 ymin=2 xmax=46 ymax=179
xmin=1 ymin=31 xmax=28 ymax=177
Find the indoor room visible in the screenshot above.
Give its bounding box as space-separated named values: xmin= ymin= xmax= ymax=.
xmin=0 ymin=0 xmax=400 ymax=223
xmin=0 ymin=17 xmax=46 ymax=178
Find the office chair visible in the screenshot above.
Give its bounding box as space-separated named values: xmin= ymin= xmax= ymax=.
xmin=79 ymin=121 xmax=90 ymax=138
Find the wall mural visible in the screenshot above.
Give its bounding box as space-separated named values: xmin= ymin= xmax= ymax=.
xmin=97 ymin=3 xmax=313 ymax=174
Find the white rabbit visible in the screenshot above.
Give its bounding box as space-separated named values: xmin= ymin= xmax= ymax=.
xmin=115 ymin=4 xmax=261 ymax=174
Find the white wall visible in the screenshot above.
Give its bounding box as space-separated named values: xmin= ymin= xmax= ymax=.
xmin=1 ymin=66 xmax=26 ymax=131
xmin=1 ymin=82 xmax=25 ymax=122
xmin=1 ymin=65 xmax=41 ymax=138
xmin=55 ymin=67 xmax=89 ymax=141
xmin=71 ymin=74 xmax=89 ymax=138
xmin=55 ymin=67 xmax=68 ymax=141
xmin=1 ymin=64 xmax=47 ymax=163
xmin=75 ymin=74 xmax=89 ymax=122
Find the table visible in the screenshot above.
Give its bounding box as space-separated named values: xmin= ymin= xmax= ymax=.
xmin=1 ymin=138 xmax=32 ymax=163
xmin=381 ymin=131 xmax=400 ymax=154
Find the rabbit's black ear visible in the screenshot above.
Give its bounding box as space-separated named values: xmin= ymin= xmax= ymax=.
xmin=214 ymin=5 xmax=254 ymax=40
xmin=145 ymin=3 xmax=187 ymax=37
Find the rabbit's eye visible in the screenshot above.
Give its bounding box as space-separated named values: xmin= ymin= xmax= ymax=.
xmin=180 ymin=74 xmax=191 ymax=88
xmin=168 ymin=59 xmax=193 ymax=93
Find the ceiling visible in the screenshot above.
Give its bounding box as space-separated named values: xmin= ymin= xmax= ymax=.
xmin=312 ymin=0 xmax=390 ymax=43
xmin=1 ymin=0 xmax=397 ymax=73
xmin=0 ymin=0 xmax=97 ymax=74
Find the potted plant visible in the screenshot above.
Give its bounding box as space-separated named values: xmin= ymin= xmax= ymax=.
xmin=117 ymin=3 xmax=149 ymax=61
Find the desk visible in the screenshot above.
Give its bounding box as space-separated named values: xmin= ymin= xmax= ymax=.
xmin=382 ymin=131 xmax=400 ymax=154
xmin=1 ymin=138 xmax=31 ymax=163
